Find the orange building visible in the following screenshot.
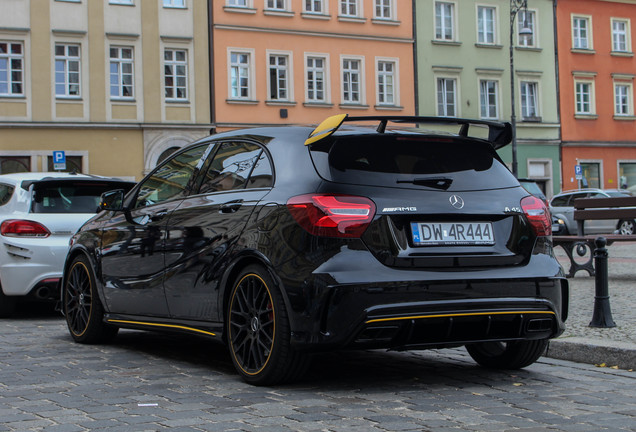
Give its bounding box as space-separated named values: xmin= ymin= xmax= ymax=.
xmin=210 ymin=0 xmax=415 ymax=130
xmin=557 ymin=0 xmax=636 ymax=193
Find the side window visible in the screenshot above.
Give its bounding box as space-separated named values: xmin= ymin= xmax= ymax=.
xmin=247 ymin=152 xmax=273 ymax=188
xmin=135 ymin=144 xmax=210 ymax=209
xmin=0 ymin=184 xmax=14 ymax=206
xmin=198 ymin=142 xmax=268 ymax=194
xmin=550 ymin=195 xmax=569 ymax=207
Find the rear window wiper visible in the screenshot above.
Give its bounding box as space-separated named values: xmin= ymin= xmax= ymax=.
xmin=397 ymin=177 xmax=453 ymax=190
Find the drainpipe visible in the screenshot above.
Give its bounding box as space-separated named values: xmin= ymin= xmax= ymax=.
xmin=553 ymin=0 xmax=563 ymax=192
xmin=208 ymin=0 xmax=216 ymax=134
xmin=412 ymin=0 xmax=419 ymax=115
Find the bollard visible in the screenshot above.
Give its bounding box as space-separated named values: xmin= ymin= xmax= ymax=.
xmin=589 ymin=237 xmax=616 ymax=328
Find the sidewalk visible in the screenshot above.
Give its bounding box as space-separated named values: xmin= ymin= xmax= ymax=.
xmin=545 ymin=241 xmax=636 ymax=370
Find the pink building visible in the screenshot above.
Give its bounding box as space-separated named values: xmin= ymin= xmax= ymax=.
xmin=211 ymin=0 xmax=415 ymax=131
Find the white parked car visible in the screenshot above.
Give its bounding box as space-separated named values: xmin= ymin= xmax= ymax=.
xmin=0 ymin=172 xmax=134 ymax=316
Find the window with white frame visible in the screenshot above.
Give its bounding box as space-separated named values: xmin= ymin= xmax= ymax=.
xmin=227 ymin=0 xmax=248 ymax=6
xmin=266 ymin=0 xmax=285 ymax=10
xmin=342 ymin=58 xmax=361 ymax=103
xmin=614 ymin=82 xmax=633 ymax=116
xmin=520 ymin=81 xmax=539 ymax=119
xmin=0 ymin=41 xmax=24 ymax=96
xmin=268 ymin=54 xmax=289 ymax=101
xmin=377 ymin=60 xmax=396 ymax=105
xmin=229 ymin=51 xmax=251 ymax=100
xmin=54 ymin=44 xmax=81 ymax=98
xmin=340 ymin=0 xmax=358 ymax=17
xmin=572 ymin=16 xmax=591 ymax=49
xmin=517 ymin=9 xmax=536 ymax=47
xmin=437 ymin=77 xmax=457 ymax=117
xmin=374 ymin=0 xmax=392 ymax=20
xmin=306 ymin=56 xmax=326 ymax=103
xmin=109 ymin=46 xmax=134 ymax=99
xmin=435 ymin=1 xmax=455 ymax=41
xmin=163 ymin=0 xmax=185 ymax=8
xmin=479 ymin=79 xmax=499 ymax=119
xmin=304 ymin=0 xmax=323 ymax=13
xmin=612 ymin=19 xmax=630 ymax=52
xmin=574 ymin=80 xmax=594 ymax=115
xmin=164 ymin=49 xmax=188 ymax=101
xmin=477 ymin=6 xmax=496 ymax=44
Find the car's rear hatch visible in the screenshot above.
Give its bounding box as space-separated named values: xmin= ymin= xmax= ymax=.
xmin=310 ymin=133 xmax=538 ymax=269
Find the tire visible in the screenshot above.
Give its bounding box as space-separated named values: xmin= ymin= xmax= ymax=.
xmin=618 ymin=219 xmax=635 ymax=235
xmin=0 ymin=286 xmax=17 ymax=318
xmin=466 ymin=339 xmax=548 ymax=369
xmin=226 ymin=264 xmax=308 ymax=385
xmin=63 ymin=255 xmax=118 ymax=344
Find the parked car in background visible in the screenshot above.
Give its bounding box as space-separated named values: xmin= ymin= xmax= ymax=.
xmin=549 ymin=188 xmax=635 ymax=235
xmin=518 ymin=178 xmax=548 ymax=207
xmin=61 ymin=115 xmax=567 ymax=385
xmin=0 ymin=172 xmax=135 ymax=317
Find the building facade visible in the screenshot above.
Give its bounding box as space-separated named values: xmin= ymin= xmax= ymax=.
xmin=416 ymin=0 xmax=561 ymax=196
xmin=557 ymin=0 xmax=636 ymax=193
xmin=0 ymin=0 xmax=211 ymax=180
xmin=210 ymin=0 xmax=415 ymax=130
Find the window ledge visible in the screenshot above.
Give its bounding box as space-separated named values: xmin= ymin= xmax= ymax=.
xmin=515 ymin=46 xmax=542 ymax=52
xmin=339 ymin=103 xmax=369 ymax=109
xmin=263 ymin=10 xmax=294 ymax=17
xmin=165 ymin=99 xmax=190 ymax=105
xmin=614 ymin=115 xmax=636 ymax=121
xmin=571 ymin=48 xmax=596 ymax=55
xmin=475 ymin=43 xmax=503 ymax=49
xmin=611 ymin=51 xmax=634 ymax=57
xmin=371 ymin=18 xmax=400 ymax=26
xmin=301 ymin=12 xmax=331 ymax=20
xmin=520 ymin=116 xmax=543 ymax=123
xmin=56 ymin=97 xmax=83 ymax=102
xmin=337 ymin=16 xmax=366 ymax=24
xmin=303 ymin=102 xmax=334 ymax=108
xmin=375 ymin=105 xmax=404 ymax=111
xmin=223 ymin=6 xmax=257 ymax=14
xmin=0 ymin=95 xmax=26 ymax=100
xmin=226 ymin=99 xmax=259 ymax=105
xmin=574 ymin=114 xmax=598 ymax=120
xmin=432 ymin=40 xmax=462 ymax=46
xmin=265 ymin=100 xmax=297 ymax=106
xmin=110 ymin=98 xmax=136 ymax=103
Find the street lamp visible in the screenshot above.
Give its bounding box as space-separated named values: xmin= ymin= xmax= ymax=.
xmin=509 ymin=0 xmax=533 ymax=178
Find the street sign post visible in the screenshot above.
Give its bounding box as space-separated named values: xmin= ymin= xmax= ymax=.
xmin=575 ymin=164 xmax=583 ymax=180
xmin=53 ymin=151 xmax=66 ymax=171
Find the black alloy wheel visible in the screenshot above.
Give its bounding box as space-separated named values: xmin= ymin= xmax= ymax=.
xmin=0 ymin=286 xmax=17 ymax=318
xmin=227 ymin=265 xmax=308 ymax=385
xmin=64 ymin=255 xmax=118 ymax=343
xmin=466 ymin=339 xmax=549 ymax=369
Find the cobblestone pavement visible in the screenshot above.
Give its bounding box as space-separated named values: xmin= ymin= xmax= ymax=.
xmin=554 ymin=241 xmax=636 ymax=344
xmin=1 ymin=308 xmax=635 ymax=432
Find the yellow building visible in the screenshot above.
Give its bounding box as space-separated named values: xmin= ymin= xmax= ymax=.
xmin=0 ymin=0 xmax=211 ymax=180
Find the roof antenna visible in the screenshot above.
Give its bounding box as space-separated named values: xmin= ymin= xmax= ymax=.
xmin=377 ymin=119 xmax=387 ymax=133
xmin=459 ymin=123 xmax=469 ymax=137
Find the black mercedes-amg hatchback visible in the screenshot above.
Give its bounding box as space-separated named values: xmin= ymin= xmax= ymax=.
xmin=62 ymin=115 xmax=567 ymax=385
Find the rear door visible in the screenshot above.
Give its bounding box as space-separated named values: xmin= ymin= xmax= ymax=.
xmin=163 ymin=140 xmax=274 ymax=321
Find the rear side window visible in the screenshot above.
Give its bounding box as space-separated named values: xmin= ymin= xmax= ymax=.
xmin=0 ymin=184 xmax=14 ymax=206
xmin=312 ymin=135 xmax=517 ymax=191
xmin=32 ymin=181 xmax=134 ymax=214
xmin=550 ymin=195 xmax=570 ymax=207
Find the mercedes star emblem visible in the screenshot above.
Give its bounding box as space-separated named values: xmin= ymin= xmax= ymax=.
xmin=449 ymin=195 xmax=465 ymax=209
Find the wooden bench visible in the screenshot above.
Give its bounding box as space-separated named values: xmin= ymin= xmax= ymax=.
xmin=553 ymin=196 xmax=636 ymax=277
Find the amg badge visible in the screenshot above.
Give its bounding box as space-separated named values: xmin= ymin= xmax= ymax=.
xmin=382 ymin=207 xmax=417 ymax=212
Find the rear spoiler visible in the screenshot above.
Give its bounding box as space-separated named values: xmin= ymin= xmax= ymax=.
xmin=304 ymin=115 xmax=513 ymax=149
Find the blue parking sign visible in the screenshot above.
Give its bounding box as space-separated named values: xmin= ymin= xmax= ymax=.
xmin=574 ymin=164 xmax=582 ymax=180
xmin=53 ymin=151 xmax=66 ymax=170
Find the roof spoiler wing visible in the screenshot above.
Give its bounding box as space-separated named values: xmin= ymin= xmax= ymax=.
xmin=305 ymin=115 xmax=513 ymax=149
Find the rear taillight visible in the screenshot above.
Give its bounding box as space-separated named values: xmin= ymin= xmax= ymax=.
xmin=1 ymin=219 xmax=51 ymax=238
xmin=286 ymin=194 xmax=376 ymax=238
xmin=520 ymin=196 xmax=551 ymax=237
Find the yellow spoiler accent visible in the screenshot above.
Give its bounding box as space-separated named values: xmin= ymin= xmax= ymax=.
xmin=304 ymin=114 xmax=348 ymax=146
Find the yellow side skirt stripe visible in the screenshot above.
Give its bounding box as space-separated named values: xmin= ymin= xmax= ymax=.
xmin=366 ymin=310 xmax=556 ymax=325
xmin=107 ymin=319 xmax=216 ymax=337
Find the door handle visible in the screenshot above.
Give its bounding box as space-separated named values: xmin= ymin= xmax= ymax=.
xmin=220 ymin=200 xmax=243 ymax=214
xmin=150 ymin=210 xmax=168 ymax=222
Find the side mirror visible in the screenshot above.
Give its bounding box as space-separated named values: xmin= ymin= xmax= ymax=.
xmin=99 ymin=189 xmax=125 ymax=212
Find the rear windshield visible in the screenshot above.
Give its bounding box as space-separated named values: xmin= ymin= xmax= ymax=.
xmin=0 ymin=184 xmax=14 ymax=206
xmin=311 ymin=134 xmax=517 ymax=191
xmin=31 ymin=181 xmax=134 ymax=214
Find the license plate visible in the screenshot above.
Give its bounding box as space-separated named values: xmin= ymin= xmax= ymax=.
xmin=411 ymin=222 xmax=494 ymax=246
